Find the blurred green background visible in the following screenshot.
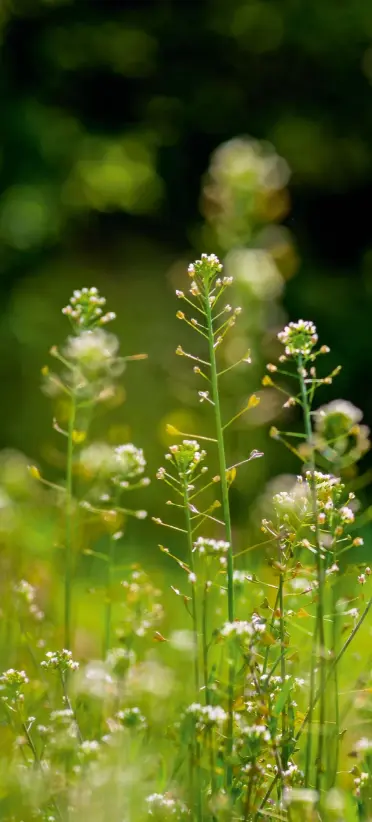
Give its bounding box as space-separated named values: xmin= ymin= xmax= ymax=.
xmin=1 ymin=0 xmax=372 ymax=571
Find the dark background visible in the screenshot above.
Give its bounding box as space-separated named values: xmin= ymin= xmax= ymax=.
xmin=1 ymin=0 xmax=372 ymax=551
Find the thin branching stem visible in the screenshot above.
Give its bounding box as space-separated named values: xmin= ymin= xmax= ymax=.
xmin=203 ymin=283 xmax=234 ymax=790
xmin=183 ymin=480 xmax=203 ymax=822
xmin=64 ymin=396 xmax=76 ymax=651
xmin=298 ymin=353 xmax=326 ymax=794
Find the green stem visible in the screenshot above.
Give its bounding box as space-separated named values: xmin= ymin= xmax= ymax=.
xmin=298 ymin=355 xmax=326 ymax=795
xmin=183 ymin=481 xmax=203 ymax=822
xmin=202 ymin=582 xmax=210 ymax=704
xmin=184 ymin=482 xmax=200 ymax=694
xmin=202 ymin=580 xmax=216 ymax=800
xmin=278 ymin=572 xmax=288 ymax=774
xmin=304 ymin=619 xmax=318 ymax=787
xmin=244 ymin=769 xmax=254 ymax=821
xmin=204 ymin=284 xmax=234 ymax=789
xmin=60 ymin=670 xmax=83 ymax=744
xmin=254 ymin=593 xmax=372 ymax=820
xmin=65 ymin=397 xmax=76 ymax=651
xmin=204 ymin=294 xmax=234 ymax=621
xmin=330 ymin=590 xmax=340 ymax=787
xmin=103 ymin=517 xmax=119 ymax=658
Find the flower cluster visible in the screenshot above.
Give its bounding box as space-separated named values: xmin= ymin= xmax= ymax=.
xmin=79 ymin=442 xmax=148 ymax=503
xmin=186 ymin=702 xmax=227 ymax=730
xmin=193 ymin=537 xmax=229 ymax=565
xmin=0 ymin=668 xmax=29 ymax=702
xmin=63 ymin=327 xmax=122 ymax=377
xmin=62 ymin=287 xmax=116 ymax=331
xmin=165 ymin=440 xmax=206 ymax=480
xmin=146 ymin=793 xmax=189 ymax=818
xmin=314 ymin=399 xmax=370 ymax=466
xmin=187 ymin=253 xmax=223 ymax=282
xmin=221 ymin=617 xmax=266 ymax=639
xmin=277 ymin=320 xmax=318 ymax=358
xmin=115 ymin=707 xmax=147 ymax=731
xmin=41 ymin=649 xmax=79 ymax=673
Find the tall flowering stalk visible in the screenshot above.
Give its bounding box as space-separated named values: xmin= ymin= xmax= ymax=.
xmin=257 ymin=319 xmax=371 ymax=813
xmin=172 ymin=254 xmax=262 ymax=785
xmin=37 ymin=288 xmax=147 ymax=651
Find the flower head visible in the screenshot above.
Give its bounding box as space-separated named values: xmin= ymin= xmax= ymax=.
xmin=187 ymin=254 xmax=223 ymax=284
xmin=314 ymin=399 xmax=370 ymax=465
xmin=41 ymin=649 xmax=79 ymax=674
xmin=0 ymin=669 xmax=29 ymax=702
xmin=278 ymin=320 xmax=318 ymax=358
xmin=166 ymin=440 xmax=206 ymax=479
xmin=63 ymin=328 xmax=121 ymax=375
xmin=62 ymin=287 xmax=116 ymax=331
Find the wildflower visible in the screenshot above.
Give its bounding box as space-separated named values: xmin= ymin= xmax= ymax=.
xmin=340 ymin=506 xmax=355 ymax=524
xmin=62 ymin=287 xmax=116 ymax=331
xmin=193 ymin=537 xmax=230 ymax=557
xmin=187 ymin=253 xmax=223 ymax=283
xmin=116 ymin=707 xmax=147 ymax=731
xmin=114 ymin=444 xmax=146 ymax=482
xmin=314 ymin=399 xmax=370 ymax=465
xmin=0 ymin=669 xmax=29 ymax=702
xmin=221 ymin=616 xmax=265 ymax=638
xmin=165 ymin=440 xmax=206 ymax=479
xmin=186 ymin=703 xmax=227 ymax=729
xmin=41 ymin=649 xmax=79 ymax=673
xmin=146 ymin=793 xmax=189 ymax=818
xmin=63 ymin=328 xmax=122 ymax=375
xmin=277 ymin=320 xmax=318 ymax=357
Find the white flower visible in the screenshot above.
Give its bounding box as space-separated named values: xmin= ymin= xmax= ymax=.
xmin=186 ymin=703 xmax=227 ymax=728
xmin=63 ymin=328 xmax=121 ymax=373
xmin=193 ymin=537 xmax=230 ymax=557
xmin=221 ymin=617 xmax=265 ymax=639
xmin=340 ymin=506 xmax=355 ymax=524
xmin=277 ymin=320 xmax=318 ymax=357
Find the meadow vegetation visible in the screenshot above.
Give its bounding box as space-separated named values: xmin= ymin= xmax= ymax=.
xmin=1 ymin=254 xmax=372 ymax=822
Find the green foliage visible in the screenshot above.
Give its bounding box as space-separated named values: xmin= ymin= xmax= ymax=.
xmin=0 ymin=263 xmax=371 ymax=821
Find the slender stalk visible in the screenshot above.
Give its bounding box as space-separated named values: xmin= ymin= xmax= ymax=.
xmin=330 ymin=590 xmax=340 ymax=787
xmin=183 ymin=481 xmax=203 ymax=822
xmin=65 ymin=397 xmax=76 ymax=651
xmin=244 ymin=768 xmax=254 ymax=821
xmin=103 ymin=533 xmax=115 ymax=658
xmin=204 ymin=294 xmax=234 ymax=621
xmin=202 ymin=582 xmax=210 ymax=704
xmin=184 ymin=482 xmax=200 ymax=694
xmin=203 ymin=284 xmax=234 ymax=789
xmin=103 ymin=492 xmax=120 ymax=659
xmin=304 ymin=620 xmax=317 ymax=787
xmin=60 ymin=670 xmax=83 ymax=744
xmin=254 ymin=594 xmax=372 ymax=820
xmin=278 ymin=572 xmax=288 ymax=773
xmin=298 ymin=355 xmax=326 ymax=794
